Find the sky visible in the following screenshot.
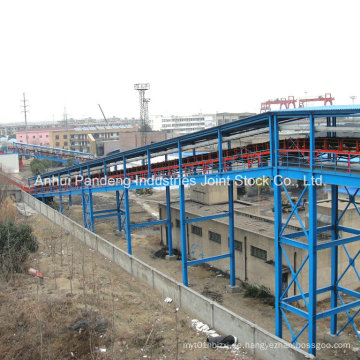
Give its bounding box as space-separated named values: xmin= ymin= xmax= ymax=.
xmin=0 ymin=0 xmax=359 ymax=124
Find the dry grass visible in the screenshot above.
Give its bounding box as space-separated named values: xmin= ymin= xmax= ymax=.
xmin=0 ymin=212 xmax=251 ymax=360
xmin=0 ymin=196 xmax=17 ymax=223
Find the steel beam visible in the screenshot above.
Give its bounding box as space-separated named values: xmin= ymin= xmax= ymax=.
xmin=123 ymin=155 xmax=132 ymax=254
xmin=273 ymin=114 xmax=283 ymax=338
xmin=116 ymin=190 xmax=122 ymax=231
xmin=308 ymin=114 xmax=317 ymax=355
xmin=187 ymin=253 xmax=231 ymax=266
xmin=166 ymin=185 xmax=173 ymax=256
xmin=218 ymin=129 xmax=223 ymax=173
xmin=130 ymin=219 xmax=167 ymax=228
xmin=68 ymin=171 xmax=72 ymax=207
xmin=228 ymin=180 xmax=235 ymax=286
xmin=185 ymin=213 xmax=229 ymax=223
xmin=58 ymin=173 xmax=63 ymax=213
xmin=178 ymin=140 xmax=188 ymax=286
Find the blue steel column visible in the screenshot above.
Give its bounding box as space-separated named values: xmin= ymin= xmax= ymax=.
xmin=80 ymin=167 xmax=87 ymax=228
xmin=330 ymin=185 xmax=339 ymax=335
xmin=218 ymin=129 xmax=223 ymax=173
xmin=68 ymin=170 xmax=72 ymax=207
xmin=88 ymin=189 xmax=94 ymax=232
xmin=58 ymin=173 xmax=63 ymax=213
xmin=123 ymin=155 xmax=132 ymax=254
xmin=116 ymin=190 xmax=122 ymax=231
xmin=272 ymin=114 xmax=283 ymax=338
xmin=165 ymin=153 xmax=173 ymax=256
xmin=87 ymin=166 xmax=94 ymax=232
xmin=332 ymin=116 xmax=337 ymax=138
xmin=228 ymin=180 xmax=235 ymax=286
xmin=308 ymin=113 xmax=317 ymax=355
xmin=178 ymin=140 xmax=188 ymax=286
xmin=166 ymin=185 xmax=173 ymax=256
xmin=330 ymin=115 xmax=338 ymax=334
xmin=147 ymin=149 xmax=151 ymax=178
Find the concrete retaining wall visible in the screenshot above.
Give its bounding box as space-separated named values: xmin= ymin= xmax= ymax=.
xmin=21 ymin=191 xmax=314 ymax=360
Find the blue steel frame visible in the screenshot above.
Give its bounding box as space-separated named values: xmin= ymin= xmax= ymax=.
xmin=9 ymin=141 xmax=94 ymax=163
xmin=28 ymin=105 xmax=360 ymax=355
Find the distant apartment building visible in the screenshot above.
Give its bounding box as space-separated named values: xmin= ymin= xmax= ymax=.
xmin=49 ymin=125 xmax=136 ymax=154
xmin=150 ymin=112 xmax=256 ymax=134
xmin=151 ymin=114 xmax=216 ymax=134
xmin=16 ymin=129 xmax=53 ymax=146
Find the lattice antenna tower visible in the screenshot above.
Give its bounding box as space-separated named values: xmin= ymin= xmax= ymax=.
xmin=21 ymin=92 xmax=29 ymax=144
xmin=134 ymin=83 xmax=150 ymax=146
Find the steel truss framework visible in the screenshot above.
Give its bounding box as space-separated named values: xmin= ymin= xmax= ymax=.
xmin=28 ymin=105 xmax=360 ymax=356
xmin=3 ymin=141 xmax=94 ymax=163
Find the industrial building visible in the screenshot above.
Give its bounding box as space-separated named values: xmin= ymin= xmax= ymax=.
xmin=159 ymin=184 xmax=359 ymax=301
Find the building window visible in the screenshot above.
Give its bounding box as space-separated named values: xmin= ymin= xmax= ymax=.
xmin=56 ymin=142 xmax=60 ymax=147
xmin=46 ymin=135 xmax=49 ymax=138
xmin=251 ymin=246 xmax=267 ymax=261
xmin=39 ymin=135 xmax=42 ymax=138
xmin=191 ymin=225 xmax=202 ymax=237
xmin=56 ymin=135 xmax=59 ymax=139
xmin=209 ymin=231 xmax=221 ymax=244
xmin=33 ymin=136 xmax=35 ymax=139
xmin=64 ymin=141 xmax=68 ymax=146
xmin=63 ymin=135 xmax=67 ymax=139
xmin=228 ymin=238 xmax=242 ymax=252
xmin=176 ymin=219 xmax=180 ymax=228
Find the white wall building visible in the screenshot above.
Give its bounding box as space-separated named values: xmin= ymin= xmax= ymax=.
xmin=150 ymin=114 xmax=216 ymax=134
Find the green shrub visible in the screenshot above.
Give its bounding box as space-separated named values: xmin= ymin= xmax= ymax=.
xmin=135 ymin=188 xmax=153 ymax=195
xmin=0 ymin=220 xmax=38 ymax=275
xmin=30 ymin=158 xmax=53 ymax=175
xmin=30 ymin=158 xmax=46 ymax=175
xmin=243 ymin=284 xmax=274 ymax=306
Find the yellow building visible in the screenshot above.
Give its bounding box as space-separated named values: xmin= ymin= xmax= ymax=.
xmin=49 ymin=126 xmax=136 ymax=154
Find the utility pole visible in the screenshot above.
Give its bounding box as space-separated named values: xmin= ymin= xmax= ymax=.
xmin=134 ymin=83 xmax=150 ymax=147
xmin=21 ymin=93 xmax=29 ymax=144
